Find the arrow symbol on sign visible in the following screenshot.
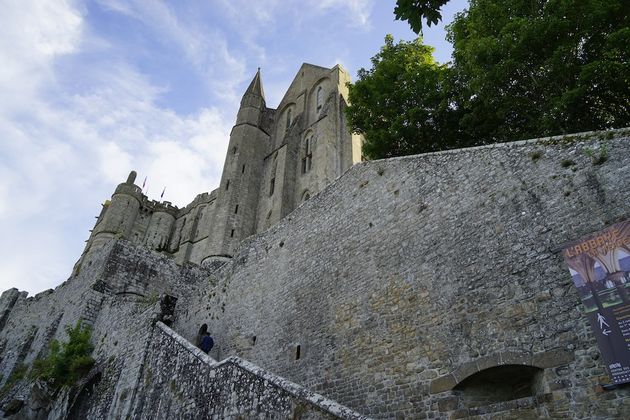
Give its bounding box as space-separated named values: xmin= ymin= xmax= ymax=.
xmin=598 ymin=313 xmax=610 ymax=329
xmin=602 ymin=329 xmax=611 ymax=336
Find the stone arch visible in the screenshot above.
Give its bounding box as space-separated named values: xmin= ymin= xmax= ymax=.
xmin=429 ymin=349 xmax=573 ymax=395
xmin=452 ymin=364 xmax=544 ymax=406
xmin=428 ymin=349 xmax=573 ymax=416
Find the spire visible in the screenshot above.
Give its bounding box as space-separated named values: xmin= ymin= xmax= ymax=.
xmin=244 ymin=68 xmax=265 ymax=100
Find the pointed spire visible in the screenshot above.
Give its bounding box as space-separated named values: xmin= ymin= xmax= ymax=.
xmin=244 ymin=68 xmax=265 ymax=100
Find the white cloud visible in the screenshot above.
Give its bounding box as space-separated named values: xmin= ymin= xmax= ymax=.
xmin=0 ymin=0 xmax=83 ymax=112
xmin=310 ymin=0 xmax=374 ymax=28
xmin=0 ymin=0 xmax=233 ymax=295
xmin=96 ymin=0 xmax=247 ymax=103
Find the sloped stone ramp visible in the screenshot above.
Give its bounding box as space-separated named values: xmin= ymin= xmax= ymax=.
xmin=131 ymin=322 xmax=370 ymax=419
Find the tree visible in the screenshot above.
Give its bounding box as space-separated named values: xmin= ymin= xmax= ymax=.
xmin=349 ymin=1 xmax=630 ymax=159
xmin=450 ymin=0 xmax=630 ymax=143
xmin=346 ymin=35 xmax=464 ymax=159
xmin=394 ymin=0 xmax=450 ymax=33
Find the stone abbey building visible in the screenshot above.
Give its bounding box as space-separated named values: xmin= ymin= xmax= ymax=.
xmin=81 ymin=63 xmax=362 ymax=271
xmin=0 ymin=63 xmax=629 ymax=419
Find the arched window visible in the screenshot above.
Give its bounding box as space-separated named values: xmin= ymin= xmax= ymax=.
xmin=301 ymin=136 xmax=312 ymax=174
xmin=316 ymin=86 xmax=323 ymax=111
xmin=285 ymin=109 xmax=292 ymax=131
xmin=302 ymin=191 xmax=311 ymax=202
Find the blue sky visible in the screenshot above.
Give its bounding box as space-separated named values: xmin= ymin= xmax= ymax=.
xmin=0 ymin=0 xmax=467 ymax=295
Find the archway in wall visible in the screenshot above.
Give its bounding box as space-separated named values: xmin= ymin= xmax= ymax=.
xmin=453 ymin=365 xmax=543 ymax=407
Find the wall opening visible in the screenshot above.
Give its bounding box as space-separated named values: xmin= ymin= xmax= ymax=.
xmin=225 ymin=180 xmax=230 ymax=191
xmin=295 ymin=345 xmax=301 ymax=360
xmin=234 ymin=205 xmax=239 ymax=214
xmin=230 ymin=229 xmax=235 ymax=238
xmin=251 ymin=336 xmax=256 ymax=346
xmin=453 ymin=365 xmax=543 ymax=407
xmin=242 ymin=164 xmax=246 ymax=173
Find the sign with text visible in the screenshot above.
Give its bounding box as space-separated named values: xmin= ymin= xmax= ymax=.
xmin=563 ymin=219 xmax=630 ymax=384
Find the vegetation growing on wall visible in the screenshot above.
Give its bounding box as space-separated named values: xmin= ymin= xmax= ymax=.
xmin=0 ymin=364 xmax=28 ymax=397
xmin=348 ymin=0 xmax=630 ymax=159
xmin=31 ymin=321 xmax=95 ymax=389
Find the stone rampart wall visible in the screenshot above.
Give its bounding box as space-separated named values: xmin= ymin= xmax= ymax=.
xmin=175 ymin=129 xmax=630 ymax=418
xmin=132 ymin=322 xmax=366 ymax=419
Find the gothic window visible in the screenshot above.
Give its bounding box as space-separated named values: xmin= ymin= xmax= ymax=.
xmin=316 ymin=86 xmax=323 ymax=111
xmin=285 ymin=109 xmax=292 ymax=131
xmin=269 ymin=177 xmax=275 ymax=196
xmin=301 ymin=136 xmax=312 ymax=174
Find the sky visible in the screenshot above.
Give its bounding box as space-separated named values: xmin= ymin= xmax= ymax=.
xmin=0 ymin=0 xmax=467 ymax=296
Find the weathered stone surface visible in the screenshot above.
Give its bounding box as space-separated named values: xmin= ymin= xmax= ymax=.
xmin=0 ymin=127 xmax=629 ymax=419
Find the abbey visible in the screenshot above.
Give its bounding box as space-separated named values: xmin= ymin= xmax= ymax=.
xmin=0 ymin=61 xmax=629 ymax=419
xmin=80 ymin=63 xmax=362 ymax=272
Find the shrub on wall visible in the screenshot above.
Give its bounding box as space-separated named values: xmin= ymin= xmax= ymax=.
xmin=31 ymin=321 xmax=95 ymax=389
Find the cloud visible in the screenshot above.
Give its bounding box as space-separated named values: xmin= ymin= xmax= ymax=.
xmin=0 ymin=0 xmax=233 ymax=294
xmin=310 ymin=0 xmax=374 ymax=28
xmin=96 ymin=0 xmax=247 ymax=103
xmin=0 ymin=0 xmax=83 ymax=112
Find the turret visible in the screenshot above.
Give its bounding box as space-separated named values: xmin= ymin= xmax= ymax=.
xmin=93 ymin=170 xmax=143 ymax=239
xmin=144 ymin=201 xmax=177 ymax=252
xmin=236 ymin=68 xmax=266 ymax=126
xmin=201 ymin=70 xmax=271 ymax=266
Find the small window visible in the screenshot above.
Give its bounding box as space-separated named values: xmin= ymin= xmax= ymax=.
xmin=234 ymin=205 xmax=239 ymax=214
xmin=316 ymin=86 xmax=323 ymax=111
xmin=225 ymin=180 xmax=230 ymax=191
xmin=230 ymin=229 xmax=235 ymax=238
xmin=232 ymin=146 xmax=237 ymax=154
xmin=285 ymin=109 xmax=292 ymax=131
xmin=251 ymin=336 xmax=257 ymax=345
xmin=295 ymin=345 xmax=301 ymax=360
xmin=302 ymin=136 xmax=312 ymax=174
xmin=269 ymin=177 xmax=275 ymax=196
xmin=242 ymin=164 xmax=246 ymax=173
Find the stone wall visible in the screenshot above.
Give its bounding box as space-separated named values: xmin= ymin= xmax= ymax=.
xmin=132 ymin=322 xmax=366 ymax=419
xmin=174 ymin=129 xmax=630 ymax=418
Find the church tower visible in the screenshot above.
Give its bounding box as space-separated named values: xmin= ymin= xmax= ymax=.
xmin=201 ymin=70 xmax=272 ymax=265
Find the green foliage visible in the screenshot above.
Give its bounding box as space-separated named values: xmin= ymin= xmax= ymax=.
xmin=449 ymin=0 xmax=630 ymax=143
xmin=140 ymin=292 xmax=159 ymax=306
xmin=0 ymin=364 xmax=28 ymax=397
xmin=394 ymin=0 xmax=450 ymax=33
xmin=349 ymin=1 xmax=630 ymax=159
xmin=31 ymin=321 xmax=95 ymax=389
xmin=347 ymin=35 xmax=466 ymax=159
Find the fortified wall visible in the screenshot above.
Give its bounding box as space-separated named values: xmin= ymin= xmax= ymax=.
xmin=0 ymin=123 xmax=629 ymax=418
xmin=170 ymin=129 xmax=630 ymax=418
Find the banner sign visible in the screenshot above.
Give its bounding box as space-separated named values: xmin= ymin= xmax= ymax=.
xmin=563 ymin=219 xmax=630 ymax=384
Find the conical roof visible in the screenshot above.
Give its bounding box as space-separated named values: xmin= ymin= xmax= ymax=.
xmin=244 ymin=68 xmax=265 ymax=100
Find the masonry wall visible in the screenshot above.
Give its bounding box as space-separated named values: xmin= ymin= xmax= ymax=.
xmin=0 ymin=238 xmax=211 ymax=419
xmin=175 ymin=129 xmax=630 ymax=418
xmin=131 ymin=322 xmax=366 ymax=419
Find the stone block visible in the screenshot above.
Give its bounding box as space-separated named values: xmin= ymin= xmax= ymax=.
xmin=429 ymin=375 xmax=456 ymax=394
